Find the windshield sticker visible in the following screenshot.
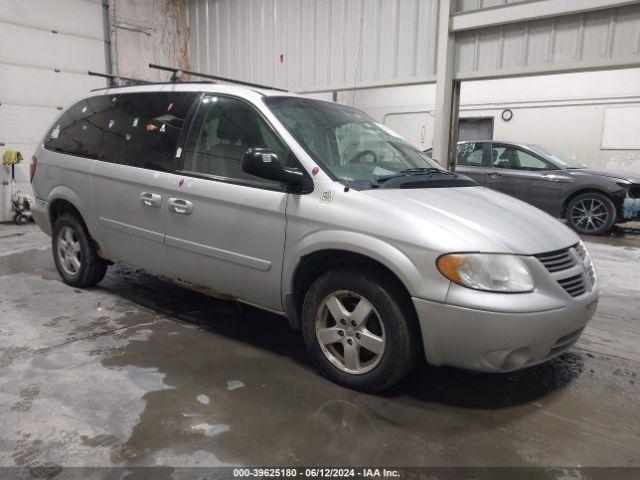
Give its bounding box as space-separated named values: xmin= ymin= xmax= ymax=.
xmin=108 ymin=120 xmax=115 ymax=129
xmin=50 ymin=125 xmax=60 ymax=139
xmin=176 ymin=147 xmax=182 ymax=158
xmin=132 ymin=118 xmax=139 ymax=127
xmin=375 ymin=122 xmax=403 ymax=138
xmin=160 ymin=124 xmax=166 ymax=133
xmin=320 ymin=190 xmax=335 ymax=204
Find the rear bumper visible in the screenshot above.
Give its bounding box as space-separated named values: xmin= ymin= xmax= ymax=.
xmin=413 ymin=290 xmax=598 ymax=372
xmin=31 ymin=198 xmax=52 ymax=236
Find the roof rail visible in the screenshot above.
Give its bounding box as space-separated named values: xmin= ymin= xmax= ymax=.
xmin=148 ymin=63 xmax=288 ymax=92
xmin=88 ymin=71 xmax=151 ymax=87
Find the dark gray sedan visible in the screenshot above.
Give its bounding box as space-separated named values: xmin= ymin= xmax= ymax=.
xmin=426 ymin=141 xmax=640 ymax=235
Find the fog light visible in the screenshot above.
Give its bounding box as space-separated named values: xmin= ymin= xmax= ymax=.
xmin=501 ymin=347 xmax=531 ymax=370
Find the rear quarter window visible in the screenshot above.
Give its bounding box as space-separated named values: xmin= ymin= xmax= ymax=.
xmin=45 ymin=92 xmax=196 ymax=172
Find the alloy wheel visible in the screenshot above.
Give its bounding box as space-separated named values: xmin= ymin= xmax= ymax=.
xmin=315 ymin=290 xmax=386 ymax=375
xmin=570 ymin=198 xmax=609 ymax=233
xmin=57 ymin=226 xmax=82 ymax=276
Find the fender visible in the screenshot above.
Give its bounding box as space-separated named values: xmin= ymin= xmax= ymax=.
xmin=47 ymin=186 xmax=101 ymax=245
xmin=559 ymin=184 xmax=626 ymax=218
xmin=282 ymin=229 xmax=428 ymax=303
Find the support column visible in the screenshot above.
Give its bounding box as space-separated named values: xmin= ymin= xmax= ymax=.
xmin=449 ymin=79 xmax=461 ymax=172
xmin=432 ymin=0 xmax=458 ymax=171
xmin=102 ymin=0 xmax=113 ymax=76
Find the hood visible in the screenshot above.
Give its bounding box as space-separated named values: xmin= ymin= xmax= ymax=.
xmin=569 ymin=168 xmax=640 ymax=183
xmin=363 ymin=186 xmax=579 ymax=255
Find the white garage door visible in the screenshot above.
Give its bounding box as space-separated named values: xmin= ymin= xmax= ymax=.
xmin=0 ymin=0 xmax=107 ymax=220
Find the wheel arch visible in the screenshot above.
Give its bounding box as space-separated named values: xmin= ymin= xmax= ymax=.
xmin=48 ymin=186 xmax=87 ymax=225
xmin=560 ymin=187 xmax=617 ymax=218
xmin=47 ymin=187 xmax=107 ymax=259
xmin=283 ymin=231 xmax=424 ymax=332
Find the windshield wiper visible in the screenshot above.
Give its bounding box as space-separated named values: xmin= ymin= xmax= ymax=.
xmin=376 ymin=167 xmax=456 ymax=183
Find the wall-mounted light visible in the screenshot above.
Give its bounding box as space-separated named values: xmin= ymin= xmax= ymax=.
xmin=501 ymin=109 xmax=513 ymax=122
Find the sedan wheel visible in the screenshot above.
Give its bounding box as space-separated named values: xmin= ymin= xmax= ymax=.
xmin=571 ymin=199 xmax=608 ymax=233
xmin=566 ymin=193 xmax=616 ymax=235
xmin=315 ymin=291 xmax=386 ymax=375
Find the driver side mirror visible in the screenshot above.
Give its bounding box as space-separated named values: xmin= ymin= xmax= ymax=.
xmin=242 ymin=148 xmax=305 ymax=187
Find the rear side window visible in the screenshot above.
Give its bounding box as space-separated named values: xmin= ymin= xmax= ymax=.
xmin=45 ymin=92 xmax=195 ymax=172
xmin=45 ymin=95 xmax=114 ymax=159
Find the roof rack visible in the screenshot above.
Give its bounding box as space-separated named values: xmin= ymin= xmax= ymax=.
xmin=148 ymin=63 xmax=288 ymax=92
xmin=88 ymin=71 xmax=151 ymax=87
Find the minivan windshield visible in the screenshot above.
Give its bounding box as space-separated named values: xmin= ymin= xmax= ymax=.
xmin=264 ymin=97 xmax=451 ymax=188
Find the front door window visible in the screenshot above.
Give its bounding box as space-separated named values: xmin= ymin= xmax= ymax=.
xmin=491 ymin=145 xmax=550 ymax=171
xmin=182 ymin=95 xmax=289 ymax=188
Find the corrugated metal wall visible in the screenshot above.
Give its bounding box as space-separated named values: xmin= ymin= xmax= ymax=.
xmin=187 ymin=0 xmax=640 ymax=92
xmin=455 ymin=0 xmax=525 ymax=13
xmin=455 ymin=3 xmax=640 ymax=79
xmin=187 ymin=0 xmax=439 ymax=91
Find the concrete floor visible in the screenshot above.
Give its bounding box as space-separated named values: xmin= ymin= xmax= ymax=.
xmin=0 ymin=223 xmax=639 ymax=472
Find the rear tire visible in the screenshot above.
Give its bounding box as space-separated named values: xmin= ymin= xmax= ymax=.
xmin=565 ymin=192 xmax=616 ymax=236
xmin=52 ymin=213 xmax=108 ymax=287
xmin=301 ymin=269 xmax=417 ymax=392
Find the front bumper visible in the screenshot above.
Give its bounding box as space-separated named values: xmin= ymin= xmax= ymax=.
xmin=413 ymin=282 xmax=598 ymax=372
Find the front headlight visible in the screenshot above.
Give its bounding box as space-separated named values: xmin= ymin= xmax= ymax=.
xmin=437 ymin=253 xmax=534 ymax=293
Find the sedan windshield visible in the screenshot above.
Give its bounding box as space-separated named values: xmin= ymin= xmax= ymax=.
xmin=529 ymin=145 xmax=584 ymax=169
xmin=264 ymin=97 xmax=446 ymax=187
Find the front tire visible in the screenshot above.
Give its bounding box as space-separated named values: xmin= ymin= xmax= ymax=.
xmin=52 ymin=213 xmax=108 ymax=287
xmin=566 ymin=192 xmax=616 ymax=235
xmin=301 ymin=269 xmax=418 ymax=392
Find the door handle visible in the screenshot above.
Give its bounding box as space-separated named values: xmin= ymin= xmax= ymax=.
xmin=489 ymin=173 xmax=502 ymax=178
xmin=541 ymin=173 xmax=561 ymax=181
xmin=140 ymin=192 xmax=161 ymax=208
xmin=168 ymin=198 xmax=194 ymax=215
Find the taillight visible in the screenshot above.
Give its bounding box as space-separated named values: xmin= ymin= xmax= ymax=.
xmin=30 ymin=155 xmax=38 ymax=183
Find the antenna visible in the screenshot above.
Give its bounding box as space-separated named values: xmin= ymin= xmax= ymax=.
xmin=88 ymin=71 xmax=150 ymax=87
xmin=344 ymin=1 xmax=366 ymax=193
xmin=148 ymin=63 xmax=289 ymax=92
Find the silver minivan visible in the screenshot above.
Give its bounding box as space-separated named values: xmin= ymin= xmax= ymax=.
xmin=31 ymin=83 xmax=598 ymax=391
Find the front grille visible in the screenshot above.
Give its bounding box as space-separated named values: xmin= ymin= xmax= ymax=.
xmin=557 ymin=274 xmax=587 ymax=297
xmin=535 ymin=244 xmax=593 ymax=297
xmin=535 ymin=248 xmax=577 ymax=272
